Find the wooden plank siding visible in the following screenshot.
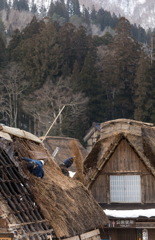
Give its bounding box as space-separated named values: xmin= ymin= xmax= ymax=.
xmin=91 ymin=139 xmax=155 ymax=204
xmin=108 ymin=229 xmax=137 ymax=240
xmin=143 ymin=174 xmax=155 ymax=203
xmin=102 ymin=139 xmax=147 ymax=173
xmin=148 ymin=229 xmax=155 ymax=240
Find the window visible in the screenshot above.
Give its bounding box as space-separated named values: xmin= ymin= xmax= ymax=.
xmin=110 ymin=175 xmax=141 ymax=203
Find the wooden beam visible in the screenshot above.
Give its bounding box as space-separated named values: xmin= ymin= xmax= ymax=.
xmin=8 ymin=219 xmax=49 ymax=228
xmin=23 ymin=228 xmax=53 ymax=237
xmin=80 ymin=229 xmax=100 ymax=240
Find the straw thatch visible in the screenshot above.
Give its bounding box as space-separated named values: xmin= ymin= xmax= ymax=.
xmin=83 ymin=119 xmax=155 ymax=187
xmin=0 ymin=126 xmax=108 ymax=238
xmin=41 ymin=136 xmax=88 ymax=173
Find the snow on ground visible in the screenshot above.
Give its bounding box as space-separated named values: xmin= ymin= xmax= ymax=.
xmin=69 ymin=171 xmax=76 ymax=178
xmin=104 ymin=209 xmax=155 ymax=218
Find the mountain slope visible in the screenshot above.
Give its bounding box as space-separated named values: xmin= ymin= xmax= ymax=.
xmin=6 ymin=0 xmax=155 ymax=30
xmin=79 ymin=0 xmax=155 ymax=29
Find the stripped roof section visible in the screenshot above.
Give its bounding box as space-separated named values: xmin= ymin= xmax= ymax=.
xmin=0 ymin=125 xmax=108 ymax=239
xmin=0 ymin=143 xmax=53 ymax=239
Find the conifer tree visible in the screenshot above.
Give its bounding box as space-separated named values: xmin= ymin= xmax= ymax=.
xmin=134 ymin=51 xmax=155 ymax=124
xmin=79 ymin=51 xmax=102 ymax=123
xmin=7 ymin=29 xmax=22 ymax=60
xmin=48 ymin=0 xmax=55 ymax=17
xmin=0 ymin=18 xmax=6 ymax=38
xmin=67 ymin=0 xmax=81 ymax=17
xmin=82 ymin=6 xmax=91 ymax=33
xmin=31 ymin=0 xmax=37 ymax=14
xmin=0 ymin=34 xmax=6 ymax=68
xmin=99 ymin=17 xmax=141 ymax=119
xmin=54 ymin=0 xmax=69 ymax=21
xmin=71 ymin=26 xmax=91 ymax=69
xmin=134 ymin=50 xmax=152 ymax=121
xmin=90 ymin=5 xmax=97 ymax=24
xmin=0 ymin=0 xmax=8 ymax=10
xmin=13 ymin=0 xmax=29 ymax=11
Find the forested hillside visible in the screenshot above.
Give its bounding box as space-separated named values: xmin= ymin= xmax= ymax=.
xmin=0 ymin=0 xmax=155 ymax=143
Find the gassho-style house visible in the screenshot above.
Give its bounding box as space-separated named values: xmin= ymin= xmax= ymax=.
xmin=82 ymin=119 xmax=155 ymax=240
xmin=0 ymin=124 xmax=108 ymax=240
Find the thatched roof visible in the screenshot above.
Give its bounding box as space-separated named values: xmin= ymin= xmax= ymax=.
xmin=40 ymin=136 xmax=87 ymax=171
xmin=41 ymin=136 xmax=88 ymax=182
xmin=83 ymin=119 xmax=155 ymax=187
xmin=0 ymin=125 xmax=108 ymax=239
xmin=0 ymin=125 xmax=41 ymax=143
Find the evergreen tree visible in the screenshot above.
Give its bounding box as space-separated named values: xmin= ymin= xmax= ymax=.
xmin=48 ymin=0 xmax=55 ymax=17
xmin=39 ymin=0 xmax=47 ymax=17
xmin=7 ymin=29 xmax=22 ymax=60
xmin=8 ymin=0 xmax=12 ymax=8
xmin=31 ymin=0 xmax=37 ymax=14
xmin=71 ymin=26 xmax=91 ymax=69
xmin=0 ymin=34 xmax=6 ymax=68
xmin=22 ymin=17 xmax=45 ymax=39
xmin=96 ymin=8 xmax=112 ymax=31
xmin=67 ymin=0 xmax=81 ymax=17
xmin=93 ymin=32 xmax=113 ymax=47
xmin=134 ymin=50 xmax=152 ymax=121
xmin=8 ymin=21 xmax=64 ymax=90
xmin=82 ymin=6 xmax=91 ymax=30
xmin=147 ymin=60 xmax=155 ymax=123
xmin=79 ymin=50 xmax=103 ymax=123
xmin=99 ymin=17 xmax=141 ymax=119
xmin=134 ymin=38 xmax=155 ymax=124
xmin=13 ymin=0 xmax=29 ymax=11
xmin=12 ymin=0 xmax=18 ymax=9
xmin=90 ymin=5 xmax=97 ymax=24
xmin=0 ymin=0 xmax=8 ymax=10
xmin=0 ymin=18 xmax=6 ymax=37
xmin=58 ymin=22 xmax=76 ymax=73
xmin=49 ymin=0 xmax=69 ymax=22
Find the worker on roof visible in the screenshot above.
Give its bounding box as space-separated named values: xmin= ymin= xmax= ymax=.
xmin=59 ymin=157 xmax=74 ymax=177
xmin=22 ymin=157 xmax=44 ymax=178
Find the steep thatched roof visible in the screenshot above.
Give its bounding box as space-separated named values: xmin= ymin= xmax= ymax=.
xmin=41 ymin=136 xmax=88 ymax=182
xmin=40 ymin=136 xmax=87 ymax=171
xmin=0 ymin=125 xmax=108 ymax=239
xmin=83 ymin=119 xmax=155 ymax=187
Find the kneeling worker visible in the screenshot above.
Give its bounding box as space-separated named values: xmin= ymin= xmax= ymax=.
xmin=59 ymin=157 xmax=74 ymax=176
xmin=22 ymin=157 xmax=44 ymax=178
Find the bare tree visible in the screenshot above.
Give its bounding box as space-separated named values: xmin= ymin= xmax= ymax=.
xmin=0 ymin=62 xmax=29 ymax=127
xmin=22 ymin=77 xmax=88 ymax=136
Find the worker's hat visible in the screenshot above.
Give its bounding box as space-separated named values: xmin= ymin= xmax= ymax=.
xmin=40 ymin=160 xmax=45 ymax=165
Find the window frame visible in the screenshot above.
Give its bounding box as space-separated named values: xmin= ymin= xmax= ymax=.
xmin=109 ymin=174 xmax=141 ymax=203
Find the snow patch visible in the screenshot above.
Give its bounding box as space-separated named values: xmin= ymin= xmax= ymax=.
xmin=104 ymin=209 xmax=155 ymax=218
xmin=69 ymin=171 xmax=76 ymax=178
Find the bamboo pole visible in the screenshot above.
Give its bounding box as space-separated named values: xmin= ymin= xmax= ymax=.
xmin=41 ymin=105 xmax=66 ymax=142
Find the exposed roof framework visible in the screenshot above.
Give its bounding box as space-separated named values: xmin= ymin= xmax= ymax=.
xmin=0 ymin=125 xmax=108 ymax=239
xmin=0 ymin=146 xmax=53 ymax=240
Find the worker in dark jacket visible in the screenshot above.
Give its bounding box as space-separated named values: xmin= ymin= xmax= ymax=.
xmin=22 ymin=157 xmax=44 ymax=178
xmin=59 ymin=157 xmax=74 ymax=176
xmin=64 ymin=157 xmax=74 ymax=168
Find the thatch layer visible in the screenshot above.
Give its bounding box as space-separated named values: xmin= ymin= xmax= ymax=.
xmin=142 ymin=127 xmax=155 ymax=168
xmin=0 ymin=125 xmax=41 ymax=143
xmin=41 ymin=136 xmax=87 ymax=172
xmin=12 ymin=137 xmax=108 ymax=238
xmin=71 ymin=139 xmax=85 ymax=183
xmin=83 ymin=119 xmax=155 ymax=187
xmin=30 ymin=171 xmax=107 ymax=238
